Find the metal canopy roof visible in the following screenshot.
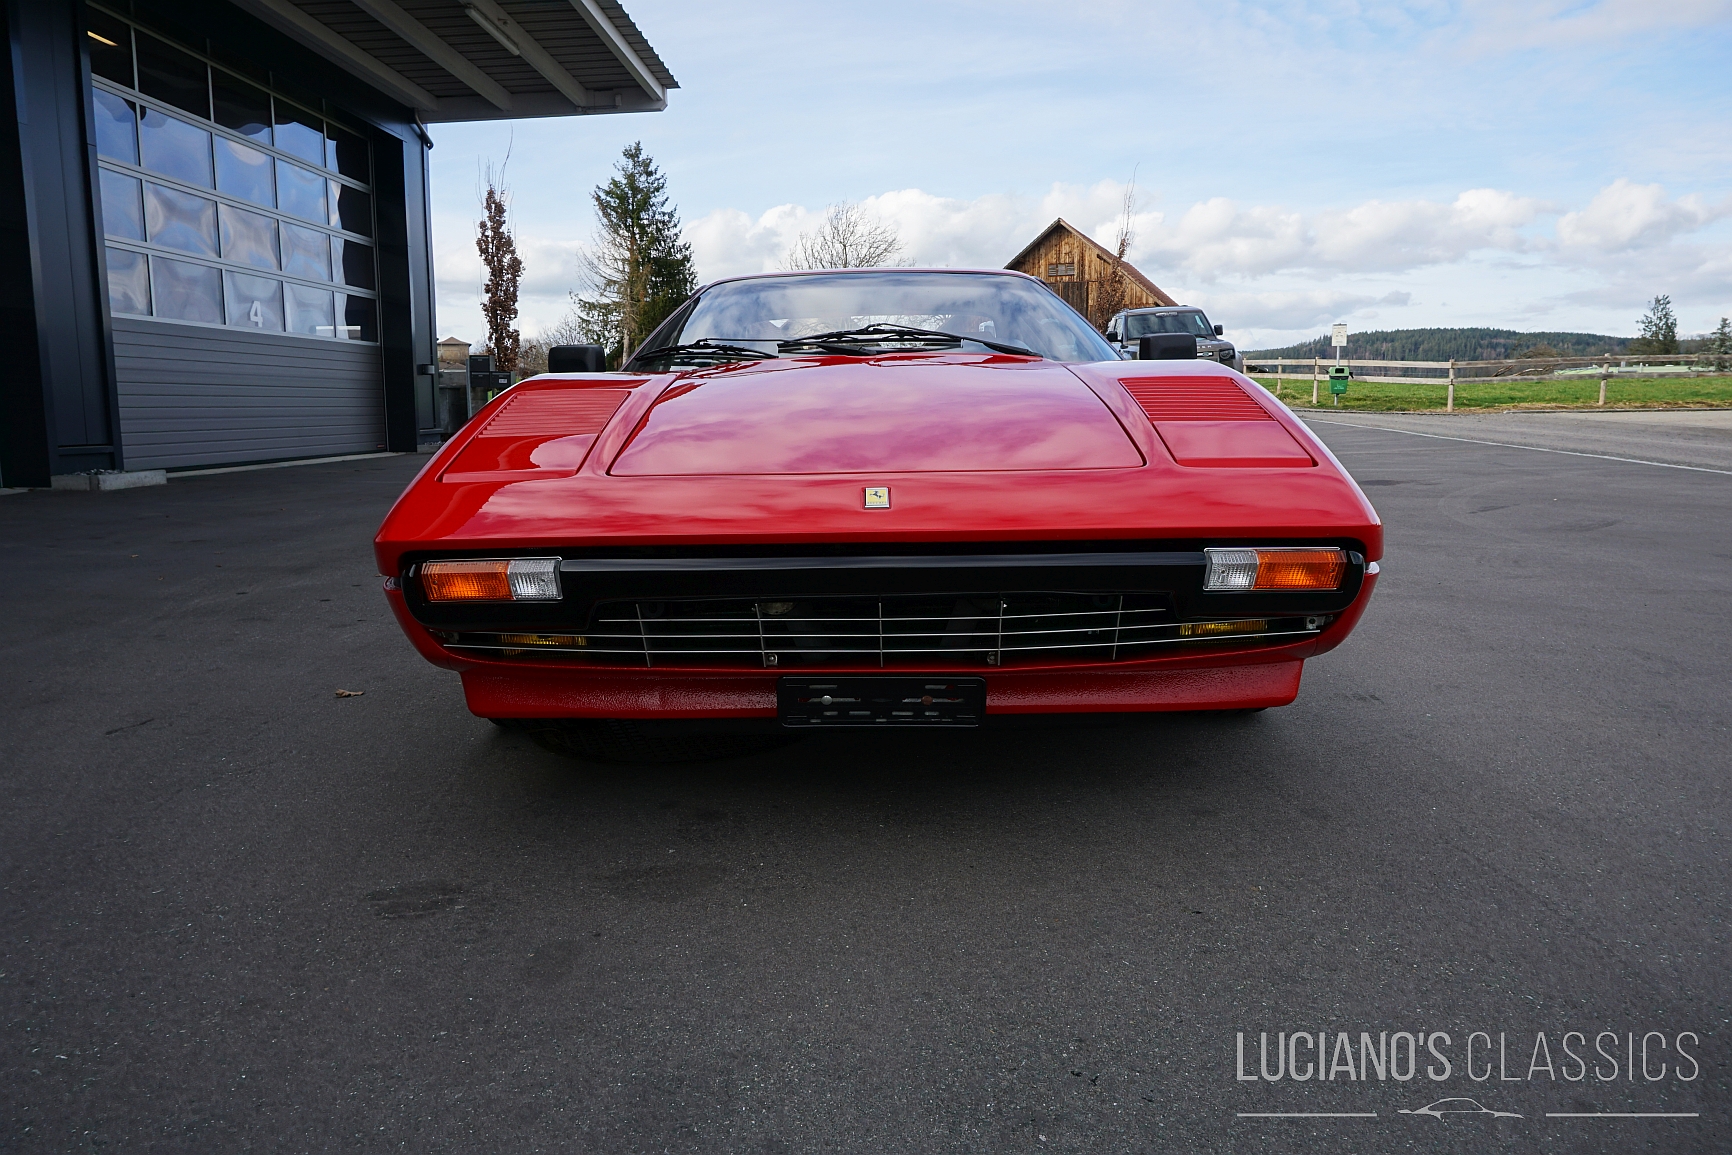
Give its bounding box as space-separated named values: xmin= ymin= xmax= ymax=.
xmin=229 ymin=0 xmax=678 ymax=121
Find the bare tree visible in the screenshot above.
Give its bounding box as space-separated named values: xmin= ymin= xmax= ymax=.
xmin=518 ymin=309 xmax=591 ymax=376
xmin=784 ymin=201 xmax=907 ymax=270
xmin=476 ymin=162 xmax=523 ymax=374
xmin=1091 ymin=179 xmax=1137 ymax=332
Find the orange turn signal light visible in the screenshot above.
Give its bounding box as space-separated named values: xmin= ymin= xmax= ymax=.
xmin=1203 ymin=547 xmax=1346 ymax=591
xmin=419 ymin=557 xmax=562 ymax=602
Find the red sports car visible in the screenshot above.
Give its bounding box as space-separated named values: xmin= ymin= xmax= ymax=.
xmin=376 ymin=269 xmax=1380 ymax=758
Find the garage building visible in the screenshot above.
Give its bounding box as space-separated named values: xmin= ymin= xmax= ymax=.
xmin=1 ymin=0 xmax=675 ymax=486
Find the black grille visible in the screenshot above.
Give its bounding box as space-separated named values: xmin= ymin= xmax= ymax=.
xmin=440 ymin=592 xmax=1325 ymax=668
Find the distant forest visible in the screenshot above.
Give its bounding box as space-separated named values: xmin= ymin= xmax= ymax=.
xmin=1248 ymin=328 xmax=1632 ymax=361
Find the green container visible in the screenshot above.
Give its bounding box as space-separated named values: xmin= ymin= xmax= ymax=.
xmin=1328 ymin=365 xmax=1350 ymax=395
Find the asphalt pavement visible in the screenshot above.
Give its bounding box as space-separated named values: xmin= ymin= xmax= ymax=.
xmin=3 ymin=419 xmax=1729 ymax=1153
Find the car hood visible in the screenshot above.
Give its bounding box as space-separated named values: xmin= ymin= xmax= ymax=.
xmin=375 ymin=359 xmax=1382 ymax=569
xmin=608 ymin=355 xmax=1143 ymax=475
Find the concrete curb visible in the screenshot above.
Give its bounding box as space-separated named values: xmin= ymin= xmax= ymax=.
xmin=50 ymin=469 xmax=168 ymax=492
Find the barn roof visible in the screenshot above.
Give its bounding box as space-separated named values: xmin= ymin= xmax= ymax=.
xmin=1005 ymin=218 xmax=1174 ymax=306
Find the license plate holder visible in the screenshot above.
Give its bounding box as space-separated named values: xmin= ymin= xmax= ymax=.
xmin=778 ymin=676 xmax=986 ymax=728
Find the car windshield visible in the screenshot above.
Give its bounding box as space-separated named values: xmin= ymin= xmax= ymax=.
xmin=1125 ymin=311 xmax=1215 ymax=339
xmin=635 ymin=271 xmax=1118 ymax=365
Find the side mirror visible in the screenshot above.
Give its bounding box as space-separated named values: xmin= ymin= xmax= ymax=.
xmin=547 ymin=344 xmax=606 ymax=373
xmin=1139 ymin=334 xmax=1198 ymax=360
xmin=1214 ymin=324 xmax=1224 ymax=336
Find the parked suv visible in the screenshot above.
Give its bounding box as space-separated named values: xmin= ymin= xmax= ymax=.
xmin=1105 ymin=306 xmax=1240 ymax=369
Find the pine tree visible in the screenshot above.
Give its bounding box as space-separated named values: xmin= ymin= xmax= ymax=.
xmin=1631 ymin=294 xmax=1678 ymax=356
xmin=476 ymin=170 xmax=523 ymax=374
xmin=1711 ymin=316 xmax=1731 ymax=372
xmin=573 ymin=143 xmax=696 ymax=365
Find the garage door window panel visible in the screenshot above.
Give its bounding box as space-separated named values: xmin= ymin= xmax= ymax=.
xmin=152 ymin=256 xmax=222 ymax=324
xmin=337 ymin=294 xmax=377 ymax=342
xmin=277 ymin=160 xmax=326 ymax=223
xmin=92 ymin=90 xmax=138 ymax=164
xmin=332 ymin=237 xmax=375 ymax=290
xmin=219 ymin=203 xmax=278 ymax=270
xmin=286 ymin=284 xmax=334 ymax=337
xmin=326 ymin=125 xmax=369 ymax=182
xmin=224 ymin=271 xmax=283 ymax=331
xmin=215 ymin=138 xmax=274 ymax=207
xmin=106 ymin=247 xmax=150 ymax=316
xmin=100 ymin=170 xmax=144 ymax=241
xmin=274 ymin=105 xmax=324 ymax=165
xmin=145 ymin=183 xmax=217 ymax=256
xmin=86 ymin=11 xmax=135 ymax=88
xmin=135 ymin=33 xmax=209 ymax=119
xmin=212 ymin=75 xmax=272 ymax=145
xmin=282 ymin=223 xmax=332 ymax=281
xmin=138 ymin=109 xmax=212 ymax=188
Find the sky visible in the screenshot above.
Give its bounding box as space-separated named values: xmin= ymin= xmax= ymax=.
xmin=426 ymin=0 xmax=1732 ymax=352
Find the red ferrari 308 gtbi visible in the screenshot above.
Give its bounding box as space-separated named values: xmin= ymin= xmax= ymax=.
xmin=376 ymin=269 xmax=1380 ymax=758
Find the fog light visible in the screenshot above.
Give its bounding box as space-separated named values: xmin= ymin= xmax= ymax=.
xmin=1179 ymin=618 xmax=1270 ymax=637
xmin=1204 ymin=547 xmax=1346 ymax=591
xmin=420 ymin=557 xmax=562 ymax=601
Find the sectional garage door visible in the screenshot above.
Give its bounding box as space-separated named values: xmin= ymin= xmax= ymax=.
xmin=114 ymin=318 xmax=384 ymax=470
xmin=89 ymin=9 xmax=386 ymax=471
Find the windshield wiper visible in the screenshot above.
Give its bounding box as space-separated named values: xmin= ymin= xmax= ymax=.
xmin=630 ymin=340 xmax=775 ymax=368
xmin=777 ymin=323 xmax=1039 ymax=359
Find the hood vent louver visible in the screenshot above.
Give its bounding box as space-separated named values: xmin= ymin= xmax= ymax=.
xmin=479 ymin=389 xmax=632 ymax=437
xmin=1121 ymin=376 xmax=1272 ymax=421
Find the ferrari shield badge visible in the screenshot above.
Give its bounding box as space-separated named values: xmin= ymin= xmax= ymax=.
xmin=863 ymin=486 xmax=891 ymax=509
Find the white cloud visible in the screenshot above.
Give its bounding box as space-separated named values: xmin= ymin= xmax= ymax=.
xmin=1556 ymin=179 xmax=1728 ymax=252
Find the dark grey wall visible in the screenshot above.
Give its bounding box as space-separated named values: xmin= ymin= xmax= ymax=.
xmin=113 ymin=318 xmax=384 ymax=470
xmin=0 ymin=0 xmax=119 ymax=484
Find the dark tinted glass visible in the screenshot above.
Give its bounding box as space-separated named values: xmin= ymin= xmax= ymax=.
xmin=325 ymin=125 xmax=369 ymax=180
xmin=1125 ymin=311 xmax=1214 ymax=339
xmin=212 ymin=74 xmax=272 ymax=143
xmin=330 ymin=183 xmax=371 ymax=237
xmin=338 ymin=294 xmax=377 ymax=342
xmin=273 ymin=104 xmax=324 ymax=164
xmin=332 ymin=237 xmax=374 ymax=290
xmin=135 ymin=33 xmax=209 ymax=119
xmin=86 ymin=11 xmax=134 ymax=87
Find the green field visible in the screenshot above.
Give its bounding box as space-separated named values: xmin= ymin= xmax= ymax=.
xmin=1250 ymin=374 xmax=1732 ymax=412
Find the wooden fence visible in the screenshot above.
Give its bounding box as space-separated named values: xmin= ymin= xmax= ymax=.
xmin=1241 ymin=353 xmax=1728 ymax=410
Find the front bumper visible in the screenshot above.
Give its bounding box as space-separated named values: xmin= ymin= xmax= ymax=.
xmin=384 ymin=566 xmax=1378 ymax=719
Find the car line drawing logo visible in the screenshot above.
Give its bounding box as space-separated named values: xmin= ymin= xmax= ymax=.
xmin=1399 ymin=1098 xmax=1523 ymax=1120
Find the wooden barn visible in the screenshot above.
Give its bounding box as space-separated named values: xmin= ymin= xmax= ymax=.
xmin=1005 ymin=218 xmax=1175 ymax=330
